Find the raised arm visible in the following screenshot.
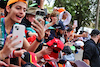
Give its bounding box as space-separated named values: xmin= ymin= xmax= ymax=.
xmin=23 ymin=18 xmax=45 ymax=52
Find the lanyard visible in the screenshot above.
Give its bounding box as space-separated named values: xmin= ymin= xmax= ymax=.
xmin=3 ymin=18 xmax=13 ymax=44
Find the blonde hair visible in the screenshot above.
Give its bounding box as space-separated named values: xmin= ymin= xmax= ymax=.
xmin=51 ymin=11 xmax=59 ymax=17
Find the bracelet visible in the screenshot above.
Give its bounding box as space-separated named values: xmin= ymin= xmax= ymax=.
xmin=13 ymin=50 xmax=16 ymax=58
xmin=36 ymin=38 xmax=43 ymax=42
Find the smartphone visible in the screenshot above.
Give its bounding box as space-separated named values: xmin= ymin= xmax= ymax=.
xmin=35 ymin=15 xmax=44 ymax=21
xmin=35 ymin=10 xmax=45 ymax=22
xmin=12 ymin=24 xmax=25 ymax=48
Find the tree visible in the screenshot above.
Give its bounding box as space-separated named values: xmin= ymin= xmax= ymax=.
xmin=44 ymin=4 xmax=53 ymax=13
xmin=54 ymin=0 xmax=97 ymax=32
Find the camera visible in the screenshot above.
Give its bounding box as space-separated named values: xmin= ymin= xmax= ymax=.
xmin=35 ymin=9 xmax=45 ymax=21
xmin=15 ymin=26 xmax=19 ymax=30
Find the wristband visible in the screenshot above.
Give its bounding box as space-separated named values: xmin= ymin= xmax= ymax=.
xmin=36 ymin=38 xmax=43 ymax=42
xmin=13 ymin=50 xmax=16 ymax=58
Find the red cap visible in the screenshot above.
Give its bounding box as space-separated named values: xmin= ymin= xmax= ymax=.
xmin=21 ymin=52 xmax=41 ymax=67
xmin=46 ymin=38 xmax=64 ymax=51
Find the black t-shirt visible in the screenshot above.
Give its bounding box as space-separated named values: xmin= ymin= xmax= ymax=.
xmin=83 ymin=39 xmax=100 ymax=67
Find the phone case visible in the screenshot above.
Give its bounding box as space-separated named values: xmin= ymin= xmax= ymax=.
xmin=12 ymin=24 xmax=25 ymax=48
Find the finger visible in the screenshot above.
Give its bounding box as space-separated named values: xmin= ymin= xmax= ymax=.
xmin=6 ymin=34 xmax=13 ymax=41
xmin=0 ymin=61 xmax=9 ymax=66
xmin=20 ymin=49 xmax=27 ymax=56
xmin=31 ymin=26 xmax=43 ymax=38
xmin=33 ymin=19 xmax=43 ymax=29
xmin=10 ymin=35 xmax=18 ymax=43
xmin=40 ymin=19 xmax=45 ymax=27
xmin=21 ymin=49 xmax=27 ymax=52
xmin=10 ymin=41 xmax=21 ymax=48
xmin=31 ymin=26 xmax=43 ymax=35
xmin=31 ymin=23 xmax=42 ymax=31
xmin=31 ymin=26 xmax=44 ymax=39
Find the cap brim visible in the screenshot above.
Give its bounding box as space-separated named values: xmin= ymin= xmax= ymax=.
xmin=29 ymin=3 xmax=37 ymax=7
xmin=26 ymin=12 xmax=35 ymax=15
xmin=48 ymin=26 xmax=55 ymax=30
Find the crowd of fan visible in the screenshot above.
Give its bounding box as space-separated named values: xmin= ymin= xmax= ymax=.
xmin=0 ymin=0 xmax=100 ymax=67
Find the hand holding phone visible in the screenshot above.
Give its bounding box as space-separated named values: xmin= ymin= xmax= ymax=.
xmin=12 ymin=24 xmax=25 ymax=48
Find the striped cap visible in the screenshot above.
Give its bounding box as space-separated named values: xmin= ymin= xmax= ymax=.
xmin=21 ymin=52 xmax=40 ymax=67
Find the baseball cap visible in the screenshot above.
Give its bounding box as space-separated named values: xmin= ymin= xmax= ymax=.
xmin=7 ymin=0 xmax=27 ymax=6
xmin=53 ymin=7 xmax=59 ymax=10
xmin=65 ymin=26 xmax=72 ymax=32
xmin=75 ymin=41 xmax=84 ymax=46
xmin=58 ymin=8 xmax=66 ymax=13
xmin=46 ymin=38 xmax=64 ymax=51
xmin=21 ymin=52 xmax=41 ymax=67
xmin=45 ymin=21 xmax=55 ymax=30
xmin=62 ymin=46 xmax=72 ymax=54
xmin=58 ymin=20 xmax=65 ymax=30
xmin=29 ymin=3 xmax=38 ymax=7
xmin=90 ymin=29 xmax=100 ymax=36
xmin=48 ymin=26 xmax=55 ymax=30
xmin=53 ymin=20 xmax=65 ymax=30
xmin=26 ymin=7 xmax=38 ymax=16
xmin=54 ymin=25 xmax=65 ymax=30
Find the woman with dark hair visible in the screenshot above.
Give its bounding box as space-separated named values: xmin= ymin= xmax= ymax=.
xmin=0 ymin=0 xmax=52 ymax=66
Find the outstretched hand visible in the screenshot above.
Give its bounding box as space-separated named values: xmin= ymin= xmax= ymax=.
xmin=31 ymin=18 xmax=45 ymax=40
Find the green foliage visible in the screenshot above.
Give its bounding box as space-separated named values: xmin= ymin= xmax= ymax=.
xmin=54 ymin=0 xmax=97 ymax=31
xmin=44 ymin=4 xmax=53 ymax=13
xmin=28 ymin=0 xmax=33 ymax=7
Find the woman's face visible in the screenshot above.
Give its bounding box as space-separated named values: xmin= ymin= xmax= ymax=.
xmin=7 ymin=2 xmax=27 ymax=23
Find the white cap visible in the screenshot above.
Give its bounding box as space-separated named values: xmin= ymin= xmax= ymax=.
xmin=53 ymin=7 xmax=59 ymax=10
xmin=75 ymin=41 xmax=84 ymax=46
